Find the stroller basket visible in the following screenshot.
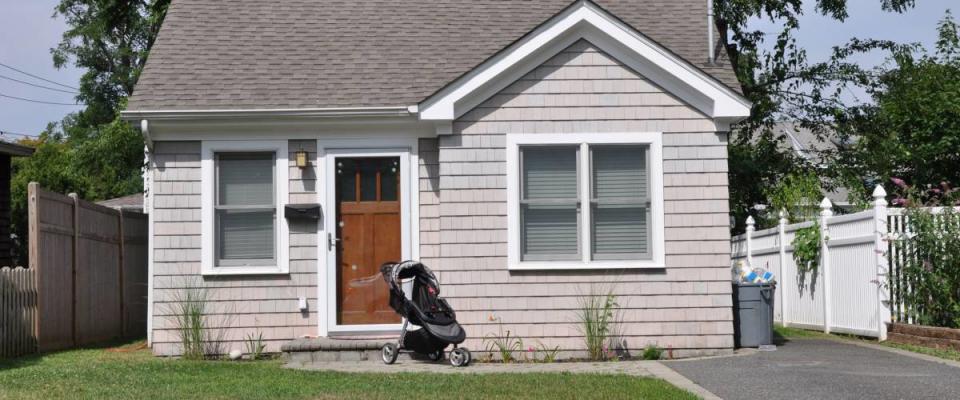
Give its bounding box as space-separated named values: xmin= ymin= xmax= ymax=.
xmin=378 ymin=260 xmax=471 ymax=367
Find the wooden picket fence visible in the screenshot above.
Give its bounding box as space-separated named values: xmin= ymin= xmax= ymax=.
xmin=0 ymin=183 xmax=148 ymax=358
xmin=0 ymin=267 xmax=37 ymax=358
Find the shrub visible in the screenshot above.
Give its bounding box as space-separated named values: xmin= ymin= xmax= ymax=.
xmin=893 ymin=179 xmax=960 ymax=328
xmin=642 ymin=344 xmax=663 ymax=360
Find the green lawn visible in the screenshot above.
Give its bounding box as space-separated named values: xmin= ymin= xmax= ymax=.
xmin=0 ymin=342 xmax=696 ymax=400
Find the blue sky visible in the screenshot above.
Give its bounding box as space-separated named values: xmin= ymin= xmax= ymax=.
xmin=0 ymin=0 xmax=954 ymax=137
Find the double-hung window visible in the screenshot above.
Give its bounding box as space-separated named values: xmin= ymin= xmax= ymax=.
xmin=201 ymin=141 xmax=289 ymax=275
xmin=215 ymin=153 xmax=276 ymax=266
xmin=507 ymin=133 xmax=664 ymax=270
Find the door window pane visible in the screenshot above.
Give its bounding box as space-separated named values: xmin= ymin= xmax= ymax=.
xmin=380 ymin=159 xmax=399 ymax=201
xmin=337 ymin=159 xmax=357 ymax=202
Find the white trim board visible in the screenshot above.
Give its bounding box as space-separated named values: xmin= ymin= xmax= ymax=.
xmin=418 ymin=0 xmax=750 ymax=123
xmin=505 ymin=132 xmax=666 ymax=270
xmin=315 ymin=138 xmax=420 ymax=336
xmin=200 ymin=140 xmax=290 ymax=276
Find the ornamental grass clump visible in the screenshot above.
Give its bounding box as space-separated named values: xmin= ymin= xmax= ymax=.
xmin=166 ymin=280 xmax=232 ymax=360
xmin=575 ymin=284 xmax=623 ymax=361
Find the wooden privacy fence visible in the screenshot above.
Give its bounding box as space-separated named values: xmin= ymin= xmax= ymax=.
xmin=732 ymin=186 xmax=893 ymax=340
xmin=1 ymin=267 xmax=37 ymax=358
xmin=22 ymin=182 xmax=148 ymax=354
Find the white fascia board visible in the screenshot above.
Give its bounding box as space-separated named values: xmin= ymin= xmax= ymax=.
xmin=418 ymin=1 xmax=751 ymax=121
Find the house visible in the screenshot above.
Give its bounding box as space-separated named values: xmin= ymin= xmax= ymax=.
xmin=734 ymin=122 xmax=857 ymax=211
xmin=97 ymin=193 xmax=145 ymax=212
xmin=121 ymin=0 xmax=750 ymax=358
xmin=0 ymin=141 xmax=34 ymax=266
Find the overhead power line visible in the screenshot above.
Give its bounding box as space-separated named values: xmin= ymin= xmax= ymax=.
xmin=0 ymin=74 xmax=78 ymax=94
xmin=0 ymin=92 xmax=84 ymax=106
xmin=0 ymin=62 xmax=79 ymax=91
xmin=0 ymin=130 xmax=37 ymax=138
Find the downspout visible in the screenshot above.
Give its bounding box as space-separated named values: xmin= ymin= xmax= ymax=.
xmin=707 ymin=0 xmax=715 ymax=65
xmin=140 ymin=119 xmax=154 ymax=346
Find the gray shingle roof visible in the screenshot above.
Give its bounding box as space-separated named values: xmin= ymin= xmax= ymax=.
xmin=128 ymin=0 xmax=741 ymax=111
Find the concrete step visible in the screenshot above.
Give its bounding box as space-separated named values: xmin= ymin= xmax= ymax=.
xmin=282 ymin=337 xmax=436 ymax=366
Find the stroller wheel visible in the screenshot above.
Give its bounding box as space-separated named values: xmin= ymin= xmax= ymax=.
xmin=428 ymin=350 xmax=444 ymax=362
xmin=450 ymin=347 xmax=471 ymax=367
xmin=381 ymin=343 xmax=399 ymax=365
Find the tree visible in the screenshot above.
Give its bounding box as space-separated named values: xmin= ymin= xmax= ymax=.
xmin=9 ymin=1 xmax=169 ymax=264
xmin=52 ymin=0 xmax=170 ymax=128
xmin=831 ymin=12 xmax=960 ymax=199
xmin=713 ymin=0 xmax=916 ymax=231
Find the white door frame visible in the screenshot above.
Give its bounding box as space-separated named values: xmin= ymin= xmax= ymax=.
xmin=316 ymin=137 xmax=420 ymax=336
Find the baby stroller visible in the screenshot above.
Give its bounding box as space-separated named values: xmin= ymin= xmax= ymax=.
xmin=379 ymin=260 xmax=471 ymax=367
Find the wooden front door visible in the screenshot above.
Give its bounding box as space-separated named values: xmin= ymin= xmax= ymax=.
xmin=335 ymin=157 xmax=402 ymax=325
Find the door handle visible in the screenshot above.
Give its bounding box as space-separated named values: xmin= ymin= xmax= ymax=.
xmin=328 ymin=232 xmax=341 ymax=251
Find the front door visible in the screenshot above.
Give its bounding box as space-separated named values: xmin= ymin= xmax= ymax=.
xmin=334 ymin=157 xmax=402 ymax=325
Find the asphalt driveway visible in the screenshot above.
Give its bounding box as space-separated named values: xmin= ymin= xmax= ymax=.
xmin=665 ymin=339 xmax=960 ymax=400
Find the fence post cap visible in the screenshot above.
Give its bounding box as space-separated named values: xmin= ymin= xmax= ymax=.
xmin=778 ymin=209 xmax=788 ymax=219
xmin=872 ymin=185 xmax=887 ymax=203
xmin=820 ymin=197 xmax=833 ymax=209
xmin=746 ymin=215 xmax=755 ymax=225
xmin=820 ymin=197 xmax=834 ymax=217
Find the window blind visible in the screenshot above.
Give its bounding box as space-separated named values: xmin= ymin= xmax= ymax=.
xmin=591 ymin=146 xmax=650 ymax=259
xmin=520 ymin=147 xmax=579 ymax=260
xmin=215 ymin=152 xmax=276 ymax=265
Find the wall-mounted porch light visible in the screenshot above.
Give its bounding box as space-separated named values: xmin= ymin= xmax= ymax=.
xmin=295 ymin=148 xmax=308 ymax=168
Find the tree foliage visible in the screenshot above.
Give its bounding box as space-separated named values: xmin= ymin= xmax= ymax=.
xmin=52 ymin=0 xmax=170 ymax=128
xmin=9 ymin=1 xmax=169 ymax=264
xmin=715 ymin=0 xmax=916 ymax=231
xmin=829 ymin=12 xmax=960 ymax=196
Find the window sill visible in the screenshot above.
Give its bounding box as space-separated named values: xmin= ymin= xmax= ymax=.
xmin=201 ymin=266 xmax=288 ymax=276
xmin=508 ymin=260 xmax=665 ymax=271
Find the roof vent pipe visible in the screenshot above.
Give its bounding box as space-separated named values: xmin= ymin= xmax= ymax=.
xmin=707 ymin=0 xmax=715 ymax=65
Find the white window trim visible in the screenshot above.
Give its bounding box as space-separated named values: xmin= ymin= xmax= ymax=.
xmin=201 ymin=140 xmax=289 ymax=275
xmin=506 ymin=132 xmax=665 ymax=270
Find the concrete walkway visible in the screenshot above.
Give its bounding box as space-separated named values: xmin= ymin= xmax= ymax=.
xmin=665 ymin=338 xmax=960 ymax=400
xmin=289 ymin=359 xmax=719 ymax=399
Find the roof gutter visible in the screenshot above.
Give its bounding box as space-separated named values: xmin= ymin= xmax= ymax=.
xmin=120 ymin=106 xmax=414 ymax=121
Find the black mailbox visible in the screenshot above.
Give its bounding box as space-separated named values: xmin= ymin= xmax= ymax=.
xmin=284 ymin=203 xmax=321 ymax=221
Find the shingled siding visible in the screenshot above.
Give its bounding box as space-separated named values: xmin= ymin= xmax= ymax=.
xmin=149 ymin=140 xmax=318 ymax=356
xmin=430 ymin=40 xmax=733 ymax=358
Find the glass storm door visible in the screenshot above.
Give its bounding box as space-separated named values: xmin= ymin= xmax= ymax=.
xmin=334 ymin=157 xmax=402 ymax=325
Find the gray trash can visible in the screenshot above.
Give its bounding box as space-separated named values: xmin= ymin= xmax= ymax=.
xmin=733 ymin=282 xmax=776 ymax=348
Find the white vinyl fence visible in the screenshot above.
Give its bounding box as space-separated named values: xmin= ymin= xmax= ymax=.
xmin=732 ymin=186 xmax=893 ymax=340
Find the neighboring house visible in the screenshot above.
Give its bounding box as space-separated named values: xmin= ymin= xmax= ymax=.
xmin=97 ymin=193 xmax=145 ymax=212
xmin=0 ymin=141 xmax=34 ymax=266
xmin=734 ymin=122 xmax=856 ymax=210
xmin=777 ymin=122 xmax=855 ymax=210
xmin=121 ymin=0 xmax=750 ymax=357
